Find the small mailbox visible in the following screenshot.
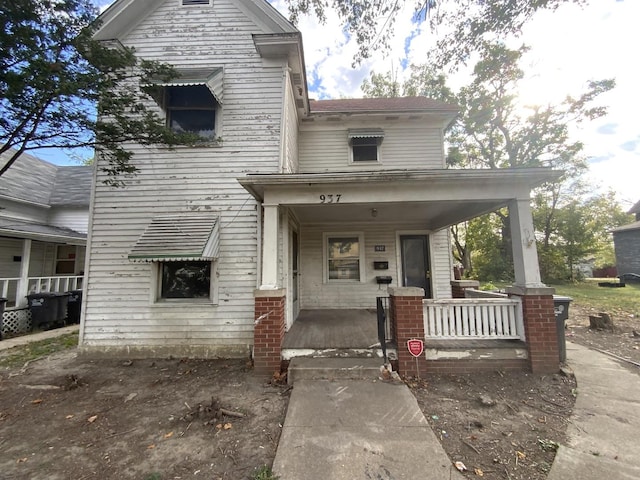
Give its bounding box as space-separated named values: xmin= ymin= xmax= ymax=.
xmin=376 ymin=276 xmax=393 ymax=284
xmin=373 ymin=261 xmax=389 ymax=270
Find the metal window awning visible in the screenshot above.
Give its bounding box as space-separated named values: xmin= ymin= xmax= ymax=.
xmin=147 ymin=68 xmax=224 ymax=104
xmin=348 ymin=129 xmax=384 ymax=139
xmin=348 ymin=129 xmax=384 ymax=145
xmin=128 ymin=213 xmax=220 ymax=263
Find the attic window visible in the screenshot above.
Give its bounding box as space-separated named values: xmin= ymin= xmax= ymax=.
xmin=182 ymin=0 xmax=211 ymax=5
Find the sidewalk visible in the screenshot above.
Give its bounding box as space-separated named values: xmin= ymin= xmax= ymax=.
xmin=548 ymin=341 xmax=640 ymax=480
xmin=0 ymin=325 xmax=79 ymax=352
xmin=273 ymin=379 xmax=464 ymax=480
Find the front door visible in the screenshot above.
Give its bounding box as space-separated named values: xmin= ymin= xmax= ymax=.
xmin=291 ymin=229 xmax=299 ymax=318
xmin=400 ymin=235 xmax=431 ymax=298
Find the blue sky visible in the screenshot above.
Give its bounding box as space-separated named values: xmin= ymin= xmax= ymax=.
xmin=44 ymin=0 xmax=638 ymax=208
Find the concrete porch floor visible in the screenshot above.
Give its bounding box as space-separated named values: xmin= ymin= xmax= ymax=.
xmin=282 ymin=309 xmax=379 ymax=349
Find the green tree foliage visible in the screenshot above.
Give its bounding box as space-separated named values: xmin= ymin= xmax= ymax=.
xmin=1 ymin=0 xmax=199 ymax=185
xmin=284 ymin=0 xmax=586 ymax=65
xmin=360 ymin=41 xmax=617 ymax=283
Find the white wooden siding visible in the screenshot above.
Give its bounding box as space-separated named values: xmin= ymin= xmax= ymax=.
xmin=0 ymin=200 xmax=49 ymax=225
xmin=48 ymin=207 xmax=89 ymax=234
xmin=298 ymin=224 xmax=452 ymax=309
xmin=281 ymin=72 xmax=299 ymax=173
xmin=298 ymin=122 xmax=446 ymax=173
xmin=82 ymin=0 xmax=286 ymax=354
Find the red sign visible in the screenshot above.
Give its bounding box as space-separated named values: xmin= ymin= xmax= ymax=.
xmin=407 ymin=339 xmax=424 ymax=357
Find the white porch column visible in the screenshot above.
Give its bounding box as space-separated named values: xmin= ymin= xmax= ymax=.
xmin=260 ymin=204 xmax=280 ymax=289
xmin=509 ymin=199 xmax=545 ymax=288
xmin=17 ymin=239 xmax=32 ymax=307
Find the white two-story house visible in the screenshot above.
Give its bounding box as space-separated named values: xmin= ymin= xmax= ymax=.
xmin=82 ymin=0 xmax=562 ymax=376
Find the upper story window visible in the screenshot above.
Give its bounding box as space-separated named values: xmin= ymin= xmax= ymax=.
xmin=144 ymin=68 xmax=223 ymax=141
xmin=182 ymin=0 xmax=211 ymax=5
xmin=348 ymin=129 xmax=384 ymax=163
xmin=166 ymin=85 xmax=217 ymax=138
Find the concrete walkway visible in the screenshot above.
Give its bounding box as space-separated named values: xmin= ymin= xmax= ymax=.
xmin=272 ymin=379 xmax=464 ymax=480
xmin=0 ymin=325 xmax=79 ymax=352
xmin=548 ymin=341 xmax=640 ymax=480
xmin=5 ymin=328 xmax=640 ymax=479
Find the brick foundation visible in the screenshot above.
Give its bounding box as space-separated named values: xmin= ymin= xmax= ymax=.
xmin=253 ymin=290 xmax=285 ymax=376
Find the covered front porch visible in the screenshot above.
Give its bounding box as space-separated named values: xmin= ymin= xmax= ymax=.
xmin=240 ymin=168 xmax=562 ymax=375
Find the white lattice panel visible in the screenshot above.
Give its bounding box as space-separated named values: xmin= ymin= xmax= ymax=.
xmin=2 ymin=308 xmax=32 ymax=335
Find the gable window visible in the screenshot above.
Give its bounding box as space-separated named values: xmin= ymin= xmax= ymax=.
xmin=324 ymin=233 xmax=365 ymax=282
xmin=166 ymin=85 xmax=217 ymax=138
xmin=348 ymin=129 xmax=384 ymax=163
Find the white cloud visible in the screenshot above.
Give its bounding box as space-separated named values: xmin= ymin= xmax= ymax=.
xmin=284 ymin=0 xmax=639 ymax=207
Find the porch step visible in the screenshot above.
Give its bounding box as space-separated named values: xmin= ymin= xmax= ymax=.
xmin=287 ymin=357 xmax=384 ymax=385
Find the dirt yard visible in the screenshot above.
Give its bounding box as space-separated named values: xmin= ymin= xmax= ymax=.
xmin=0 ymin=298 xmax=638 ymax=480
xmin=0 ymin=352 xmax=289 ymax=480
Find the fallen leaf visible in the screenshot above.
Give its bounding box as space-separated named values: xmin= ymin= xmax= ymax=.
xmin=454 ymin=461 xmax=467 ymax=472
xmin=516 ymin=451 xmax=526 ymax=459
xmin=87 ymin=415 xmax=98 ymax=423
xmin=216 ymin=424 xmax=223 ymax=429
xmin=164 ymin=431 xmax=174 ymax=439
xmin=147 ymin=444 xmax=155 ymax=450
xmin=65 ymin=415 xmax=74 ymax=419
xmin=31 ymin=399 xmax=43 ymax=405
xmin=474 ymin=467 xmax=484 ymax=476
xmin=223 ymin=423 xmax=232 ymax=430
xmin=16 ymin=457 xmax=28 ymax=464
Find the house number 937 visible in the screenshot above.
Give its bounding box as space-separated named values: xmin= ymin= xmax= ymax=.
xmin=319 ymin=194 xmax=341 ymax=203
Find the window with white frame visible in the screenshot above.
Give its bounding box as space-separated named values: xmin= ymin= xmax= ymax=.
xmin=158 ymin=260 xmax=213 ymax=300
xmin=182 ymin=0 xmax=211 ymax=6
xmin=325 ymin=234 xmax=365 ymax=282
xmin=349 ymin=129 xmax=384 ymax=163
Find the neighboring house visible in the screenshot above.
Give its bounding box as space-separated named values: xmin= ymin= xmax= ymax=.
xmin=612 ymin=200 xmax=640 ymax=278
xmin=82 ymin=0 xmax=562 ymax=375
xmin=0 ymin=150 xmax=91 ymax=331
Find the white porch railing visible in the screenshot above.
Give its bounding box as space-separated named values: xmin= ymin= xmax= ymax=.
xmin=424 ymin=298 xmax=524 ymax=340
xmin=0 ymin=276 xmax=84 ymax=307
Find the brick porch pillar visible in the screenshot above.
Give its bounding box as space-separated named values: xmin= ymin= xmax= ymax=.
xmin=507 ymin=286 xmax=558 ymax=374
xmin=253 ymin=289 xmax=285 ymax=376
xmin=389 ymin=287 xmax=425 ymax=377
xmin=450 ymin=280 xmax=480 ymax=299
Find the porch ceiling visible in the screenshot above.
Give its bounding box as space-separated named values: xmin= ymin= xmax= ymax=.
xmin=290 ymin=200 xmax=503 ymax=229
xmin=238 ymin=168 xmax=561 ymax=230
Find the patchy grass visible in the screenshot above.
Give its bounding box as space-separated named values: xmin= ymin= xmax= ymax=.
xmin=0 ymin=332 xmax=78 ymax=367
xmin=551 ymin=281 xmax=640 ymax=317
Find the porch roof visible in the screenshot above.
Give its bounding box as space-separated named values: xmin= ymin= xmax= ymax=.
xmin=238 ymin=168 xmax=561 ymax=230
xmin=0 ymin=218 xmax=86 ymax=244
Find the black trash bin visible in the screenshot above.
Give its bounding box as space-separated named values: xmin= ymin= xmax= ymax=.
xmin=26 ymin=293 xmax=59 ymax=331
xmin=55 ymin=293 xmax=70 ymax=326
xmin=553 ymin=295 xmax=573 ymax=363
xmin=66 ymin=290 xmax=83 ymax=324
xmin=0 ymin=297 xmax=6 ymax=340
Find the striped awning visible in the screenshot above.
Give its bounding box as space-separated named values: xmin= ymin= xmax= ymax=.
xmin=348 ymin=128 xmax=384 ymax=139
xmin=148 ymin=68 xmax=223 ymax=104
xmin=128 ymin=213 xmax=220 ymax=263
